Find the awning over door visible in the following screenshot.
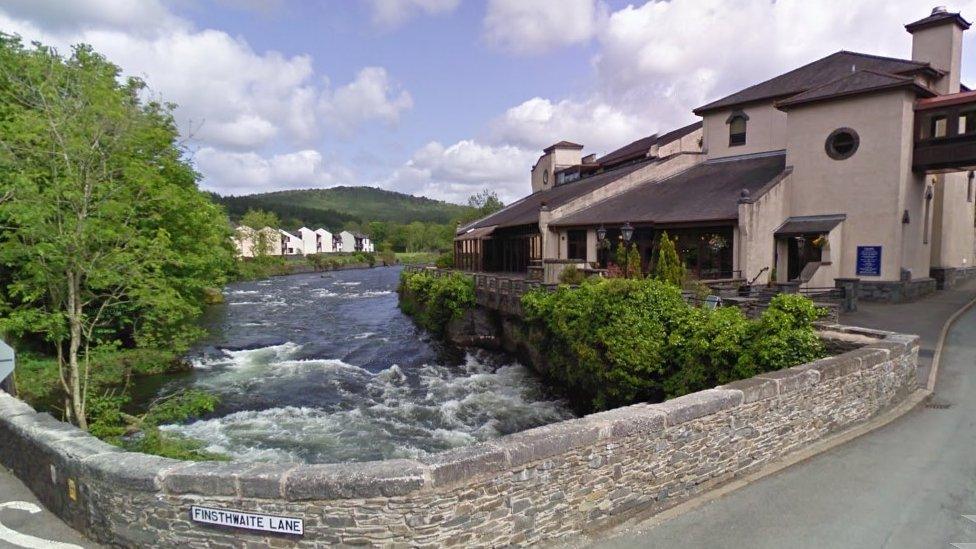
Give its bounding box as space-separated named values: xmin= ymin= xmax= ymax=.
xmin=455 ymin=225 xmax=496 ymax=241
xmin=774 ymin=214 xmax=846 ymax=237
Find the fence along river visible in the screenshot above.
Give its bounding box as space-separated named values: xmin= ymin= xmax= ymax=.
xmin=157 ymin=266 xmax=573 ymax=463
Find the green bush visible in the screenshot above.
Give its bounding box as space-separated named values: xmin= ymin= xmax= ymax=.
xmin=522 ymin=279 xmax=826 ymax=412
xmin=558 ymin=264 xmax=586 ymax=285
xmin=398 ymin=270 xmax=475 ymax=333
xmin=435 ymin=250 xmax=455 ymax=269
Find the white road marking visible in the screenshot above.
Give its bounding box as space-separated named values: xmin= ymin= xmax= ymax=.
xmin=0 ymin=501 xmax=84 ymax=549
xmin=951 ymin=515 xmax=976 ymax=548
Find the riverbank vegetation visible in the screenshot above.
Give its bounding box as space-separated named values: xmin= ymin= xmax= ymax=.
xmin=398 ymin=269 xmax=475 ymax=334
xmin=0 ymin=36 xmax=231 ymax=458
xmin=522 ymin=279 xmax=826 ymax=411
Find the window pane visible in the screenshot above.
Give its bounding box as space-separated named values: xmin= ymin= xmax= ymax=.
xmin=961 ymin=111 xmax=976 ymax=135
xmin=932 ymin=116 xmax=947 ymax=137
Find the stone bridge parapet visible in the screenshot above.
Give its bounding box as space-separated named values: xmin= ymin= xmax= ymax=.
xmin=0 ymin=324 xmax=918 ymax=547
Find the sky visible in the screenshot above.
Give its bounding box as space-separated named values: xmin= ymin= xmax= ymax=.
xmin=1 ymin=0 xmax=975 ymax=204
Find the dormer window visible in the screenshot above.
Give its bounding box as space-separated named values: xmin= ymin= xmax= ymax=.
xmin=727 ymin=111 xmax=748 ymax=147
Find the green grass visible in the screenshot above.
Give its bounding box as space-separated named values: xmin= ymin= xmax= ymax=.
xmin=395 ymin=252 xmax=439 ymax=265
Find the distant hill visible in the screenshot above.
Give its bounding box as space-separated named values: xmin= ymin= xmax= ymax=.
xmin=213 ymin=186 xmax=475 ymax=228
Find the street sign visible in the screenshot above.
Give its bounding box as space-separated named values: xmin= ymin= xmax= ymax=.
xmin=0 ymin=340 xmax=14 ymax=385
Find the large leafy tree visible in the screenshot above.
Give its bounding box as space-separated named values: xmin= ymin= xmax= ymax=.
xmin=0 ymin=36 xmax=234 ymax=429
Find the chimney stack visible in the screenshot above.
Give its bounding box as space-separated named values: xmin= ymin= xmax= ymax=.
xmin=905 ymin=6 xmax=971 ymax=94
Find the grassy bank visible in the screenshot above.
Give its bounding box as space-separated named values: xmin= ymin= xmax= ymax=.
xmin=234 ymin=251 xmax=397 ymax=281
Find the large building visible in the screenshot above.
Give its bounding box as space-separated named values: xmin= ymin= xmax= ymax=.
xmin=455 ymin=7 xmax=976 ymax=299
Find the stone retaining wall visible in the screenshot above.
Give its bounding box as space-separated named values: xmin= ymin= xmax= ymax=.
xmin=0 ymin=325 xmax=918 ymax=548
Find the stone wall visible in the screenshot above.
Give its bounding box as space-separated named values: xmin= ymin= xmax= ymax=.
xmin=858 ymin=277 xmax=937 ymax=302
xmin=0 ymin=325 xmax=918 ymax=548
xmin=930 ymin=266 xmax=976 ymax=290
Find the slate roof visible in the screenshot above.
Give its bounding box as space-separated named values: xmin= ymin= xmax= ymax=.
xmin=596 ymin=121 xmax=702 ymax=166
xmin=694 ymin=51 xmax=938 ymax=114
xmin=775 ymin=69 xmax=936 ymax=109
xmin=459 ymin=160 xmax=652 ymax=232
xmin=549 ymin=151 xmax=788 ymax=227
xmin=774 ymin=214 xmax=847 ymax=236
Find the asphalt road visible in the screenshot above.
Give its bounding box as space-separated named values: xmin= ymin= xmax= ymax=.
xmin=595 ymin=304 xmax=976 ymax=548
xmin=0 ymin=468 xmax=98 ymax=549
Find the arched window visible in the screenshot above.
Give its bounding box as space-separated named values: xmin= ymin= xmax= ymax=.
xmin=727 ymin=111 xmax=748 ymax=147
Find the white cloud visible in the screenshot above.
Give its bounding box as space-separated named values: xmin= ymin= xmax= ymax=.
xmin=0 ymin=0 xmax=416 ymax=195
xmin=320 ymin=67 xmax=414 ymax=135
xmin=195 ymin=148 xmax=354 ymax=196
xmin=483 ymin=0 xmax=604 ymax=55
xmin=492 ymin=96 xmax=649 ymax=155
xmin=367 ymin=0 xmax=460 ymax=29
xmin=382 ymin=140 xmax=537 ymax=203
xmin=0 ymin=0 xmax=182 ymax=36
xmin=593 ymin=0 xmax=976 ymax=129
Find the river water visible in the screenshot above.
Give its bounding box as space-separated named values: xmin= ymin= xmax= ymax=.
xmin=159 ymin=266 xmax=574 ymax=464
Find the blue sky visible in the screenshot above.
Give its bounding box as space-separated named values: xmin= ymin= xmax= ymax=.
xmin=1 ymin=0 xmax=975 ymax=204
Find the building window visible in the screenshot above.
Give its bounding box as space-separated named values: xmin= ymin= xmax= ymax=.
xmin=930 ymin=115 xmax=948 ymax=138
xmin=567 ymin=230 xmax=587 ymax=261
xmin=825 ymin=128 xmax=860 ymax=160
xmin=542 ymin=169 xmax=549 ymax=186
xmin=727 ymin=111 xmax=748 ymax=147
xmin=969 ymin=171 xmax=975 ymax=203
xmin=960 ymin=110 xmax=976 ymax=135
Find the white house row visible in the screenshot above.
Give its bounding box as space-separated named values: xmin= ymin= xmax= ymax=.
xmin=233 ymin=226 xmax=374 ymax=258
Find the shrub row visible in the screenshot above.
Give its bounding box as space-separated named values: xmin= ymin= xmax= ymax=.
xmin=522 ymin=278 xmax=826 ymax=412
xmin=398 ymin=269 xmax=475 ymax=334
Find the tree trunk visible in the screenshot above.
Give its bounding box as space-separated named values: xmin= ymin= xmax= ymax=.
xmin=67 ymin=270 xmax=87 ymax=430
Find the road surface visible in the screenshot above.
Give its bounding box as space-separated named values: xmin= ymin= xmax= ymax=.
xmin=0 ymin=467 xmax=97 ymax=549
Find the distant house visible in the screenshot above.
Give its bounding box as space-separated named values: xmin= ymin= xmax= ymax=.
xmin=339 ymin=231 xmax=357 ymax=253
xmin=355 ymin=233 xmax=374 ymax=252
xmin=279 ymin=229 xmax=302 ymax=255
xmin=315 ymin=228 xmax=334 ymax=253
xmin=298 ymin=227 xmax=319 ymax=255
xmin=233 ymin=226 xmax=281 ymax=257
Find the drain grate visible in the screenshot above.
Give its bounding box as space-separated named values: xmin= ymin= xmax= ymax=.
xmin=925 ymin=402 xmax=951 ymax=409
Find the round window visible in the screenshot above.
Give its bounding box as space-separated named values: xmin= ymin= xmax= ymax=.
xmin=825 ymin=128 xmax=859 ymax=160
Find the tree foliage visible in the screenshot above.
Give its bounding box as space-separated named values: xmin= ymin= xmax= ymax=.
xmin=240 ymin=208 xmax=279 ymax=230
xmin=0 ymin=36 xmax=234 ymax=429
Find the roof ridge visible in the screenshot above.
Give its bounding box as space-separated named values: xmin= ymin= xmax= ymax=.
xmin=837 ymin=50 xmax=928 ymax=67
xmin=780 ymin=68 xmax=910 ymax=102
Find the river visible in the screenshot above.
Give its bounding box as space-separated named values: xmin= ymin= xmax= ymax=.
xmin=158 ymin=266 xmax=574 ymax=464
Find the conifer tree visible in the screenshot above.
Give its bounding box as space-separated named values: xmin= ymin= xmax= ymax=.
xmin=653 ymin=232 xmax=686 ymax=287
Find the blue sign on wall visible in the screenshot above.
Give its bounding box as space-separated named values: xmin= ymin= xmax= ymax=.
xmin=856 ymin=246 xmax=882 ymax=277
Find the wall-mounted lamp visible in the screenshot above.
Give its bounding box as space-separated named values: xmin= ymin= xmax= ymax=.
xmin=596 ymin=225 xmax=607 ymax=242
xmin=621 ymin=222 xmax=635 ymax=243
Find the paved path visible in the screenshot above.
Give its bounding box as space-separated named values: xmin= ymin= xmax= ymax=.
xmin=593 ymin=283 xmax=976 ymax=549
xmin=0 ymin=467 xmax=97 ymax=549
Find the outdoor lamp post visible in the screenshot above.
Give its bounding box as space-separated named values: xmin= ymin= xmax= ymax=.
xmin=621 ymin=222 xmax=634 ymax=243
xmin=596 ymin=225 xmax=607 ymax=242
